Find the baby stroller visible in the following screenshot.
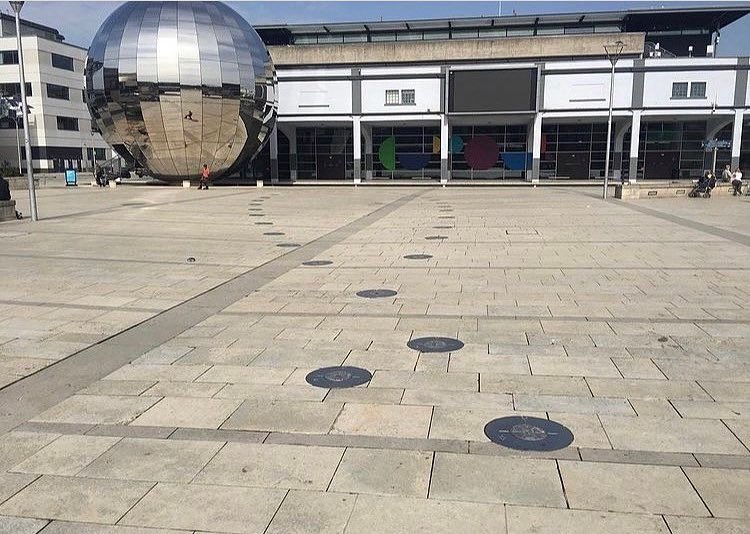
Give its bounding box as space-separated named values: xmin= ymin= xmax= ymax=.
xmin=689 ymin=174 xmax=716 ymax=198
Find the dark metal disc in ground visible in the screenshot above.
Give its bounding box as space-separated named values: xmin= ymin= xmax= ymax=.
xmin=407 ymin=336 xmax=464 ymax=352
xmin=277 ymin=243 xmax=301 ymax=248
xmin=248 ymin=214 xmax=265 ymax=217
xmin=303 ymin=260 xmax=333 ymax=266
xmin=186 ymin=257 xmax=196 ymax=263
xmin=438 ymin=216 xmax=455 ymax=219
xmin=425 ymin=235 xmax=448 ymax=240
xmin=484 ymin=416 xmax=574 ymax=451
xmin=404 ymin=254 xmax=433 ymax=260
xmin=433 ymin=225 xmax=453 ymax=229
xmin=305 ymin=366 xmax=372 ymax=388
xmin=248 ymin=208 xmax=263 ymax=211
xmin=356 ymin=289 xmax=398 ymax=299
xmin=264 ymin=232 xmax=285 ymax=236
xmin=255 ymin=222 xmax=273 ymax=225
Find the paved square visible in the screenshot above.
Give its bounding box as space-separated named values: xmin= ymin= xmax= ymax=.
xmin=0 ymin=185 xmax=749 ymax=532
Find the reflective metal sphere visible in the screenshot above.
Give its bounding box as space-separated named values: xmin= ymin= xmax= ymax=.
xmin=85 ymin=1 xmax=277 ymax=181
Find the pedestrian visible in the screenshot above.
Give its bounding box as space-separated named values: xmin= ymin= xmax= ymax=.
xmin=731 ymin=168 xmax=743 ymax=196
xmin=95 ymin=165 xmax=105 ymax=187
xmin=722 ymin=164 xmax=733 ymax=183
xmin=199 ymin=164 xmax=210 ymax=190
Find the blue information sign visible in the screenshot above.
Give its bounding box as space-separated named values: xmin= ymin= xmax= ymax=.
xmin=65 ymin=169 xmax=77 ymax=186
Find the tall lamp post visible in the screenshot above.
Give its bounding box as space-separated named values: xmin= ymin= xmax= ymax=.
xmin=9 ymin=1 xmax=37 ymax=220
xmin=602 ymin=40 xmax=624 ymax=200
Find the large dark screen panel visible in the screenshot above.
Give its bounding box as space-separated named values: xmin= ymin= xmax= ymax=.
xmin=449 ymin=69 xmax=537 ymax=113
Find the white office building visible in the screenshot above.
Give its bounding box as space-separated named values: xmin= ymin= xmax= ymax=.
xmin=236 ymin=5 xmax=750 ymax=183
xmin=0 ymin=13 xmax=110 ymax=173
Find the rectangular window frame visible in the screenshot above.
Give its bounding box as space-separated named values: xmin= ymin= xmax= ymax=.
xmin=56 ymin=115 xmax=79 ymax=131
xmin=689 ymin=81 xmax=707 ymax=99
xmin=671 ymin=82 xmax=689 ymax=99
xmin=51 ymin=53 xmax=75 ymax=71
xmin=385 ymin=89 xmax=416 ymax=106
xmin=46 ymin=83 xmax=70 ymax=100
xmin=401 ymin=89 xmax=416 ymax=105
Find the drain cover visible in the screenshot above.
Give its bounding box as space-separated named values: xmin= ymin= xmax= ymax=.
xmin=248 ymin=208 xmax=263 ymax=211
xmin=404 ymin=254 xmax=433 ymax=260
xmin=425 ymin=235 xmax=447 ymax=240
xmin=407 ymin=336 xmax=464 ymax=352
xmin=356 ymin=289 xmax=397 ymax=299
xmin=255 ymin=222 xmax=273 ymax=225
xmin=433 ymin=226 xmax=453 ymax=229
xmin=484 ymin=416 xmax=574 ymax=451
xmin=438 ymin=216 xmax=455 ymax=219
xmin=277 ymin=243 xmax=301 ymax=248
xmin=248 ymin=214 xmax=265 ymax=217
xmin=186 ymin=257 xmax=196 ymax=263
xmin=303 ymin=260 xmax=333 ymax=266
xmin=305 ymin=366 xmax=372 ymax=388
xmin=264 ymin=232 xmax=285 ymax=236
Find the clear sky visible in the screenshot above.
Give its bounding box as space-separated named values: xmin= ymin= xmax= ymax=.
xmin=8 ymin=0 xmax=750 ymax=56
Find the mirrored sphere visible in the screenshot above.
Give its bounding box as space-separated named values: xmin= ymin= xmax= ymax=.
xmin=85 ymin=1 xmax=277 ymax=181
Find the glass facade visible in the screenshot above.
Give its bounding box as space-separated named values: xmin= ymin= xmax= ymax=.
xmin=540 ymin=123 xmax=612 ymax=179
xmin=451 ymin=124 xmax=528 ymax=179
xmin=297 ymin=127 xmax=354 ymax=180
xmin=371 ymin=126 xmax=440 ymax=180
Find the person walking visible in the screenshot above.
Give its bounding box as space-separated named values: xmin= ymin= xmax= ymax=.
xmin=199 ymin=164 xmax=210 ymax=190
xmin=722 ymin=164 xmax=733 ymax=183
xmin=731 ymin=168 xmax=743 ymax=196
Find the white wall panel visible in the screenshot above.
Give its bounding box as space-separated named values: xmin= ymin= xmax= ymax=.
xmin=642 ymin=70 xmax=736 ymax=108
xmin=543 ymin=72 xmax=633 ymax=110
xmin=361 ymin=78 xmax=440 ymax=114
xmin=277 ymin=80 xmax=352 ymax=114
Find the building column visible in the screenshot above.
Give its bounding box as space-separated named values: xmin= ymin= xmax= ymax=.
xmin=362 ymin=124 xmax=373 ymax=180
xmin=269 ymin=126 xmax=278 ymax=184
xmin=628 ymin=111 xmax=641 ymax=183
xmin=731 ymin=110 xmax=744 ymax=169
xmin=353 ymin=116 xmax=361 ymax=184
xmin=440 ymin=115 xmax=449 ymax=184
xmin=529 ymin=113 xmax=542 ymax=182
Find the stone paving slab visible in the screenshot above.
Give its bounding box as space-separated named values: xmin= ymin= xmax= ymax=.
xmin=2 ymin=187 xmax=750 ymax=532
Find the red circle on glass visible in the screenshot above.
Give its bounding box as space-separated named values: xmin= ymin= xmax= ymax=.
xmin=464 ymin=136 xmax=499 ymax=170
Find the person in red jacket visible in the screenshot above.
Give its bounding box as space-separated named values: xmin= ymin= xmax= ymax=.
xmin=199 ymin=164 xmax=210 ymax=190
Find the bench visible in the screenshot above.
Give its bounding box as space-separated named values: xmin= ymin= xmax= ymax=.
xmin=615 ymin=182 xmax=747 ymax=199
xmin=0 ymin=200 xmax=17 ymax=221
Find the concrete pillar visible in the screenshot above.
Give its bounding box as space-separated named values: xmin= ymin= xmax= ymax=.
xmin=731 ymin=110 xmax=744 ymax=170
xmin=362 ymin=124 xmax=373 ymax=180
xmin=440 ymin=115 xmax=449 ymax=184
xmin=353 ymin=116 xmax=361 ymax=184
xmin=628 ymin=111 xmax=641 ymax=183
xmin=529 ymin=113 xmax=542 ymax=182
xmin=269 ymin=126 xmax=278 ymax=184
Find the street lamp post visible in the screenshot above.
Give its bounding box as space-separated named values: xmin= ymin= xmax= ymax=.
xmin=602 ymin=40 xmax=625 ymax=200
xmin=13 ymin=113 xmax=21 ymax=173
xmin=9 ymin=1 xmax=37 ymax=220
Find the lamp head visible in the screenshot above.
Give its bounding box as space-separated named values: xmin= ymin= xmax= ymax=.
xmin=9 ymin=1 xmax=24 ymax=15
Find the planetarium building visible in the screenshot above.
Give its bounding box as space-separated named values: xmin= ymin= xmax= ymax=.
xmin=242 ymin=5 xmax=750 ymax=184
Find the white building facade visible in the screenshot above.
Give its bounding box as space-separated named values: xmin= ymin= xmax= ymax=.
xmin=243 ymin=6 xmax=750 ymax=183
xmin=0 ymin=14 xmax=110 ymax=173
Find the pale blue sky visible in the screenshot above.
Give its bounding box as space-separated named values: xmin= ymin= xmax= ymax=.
xmin=9 ymin=1 xmax=750 ymax=56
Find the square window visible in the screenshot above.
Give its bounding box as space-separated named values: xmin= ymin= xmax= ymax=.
xmin=672 ymin=82 xmax=688 ymax=99
xmin=385 ymin=89 xmax=400 ymax=105
xmin=690 ymin=82 xmax=706 ymax=98
xmin=401 ymin=89 xmax=415 ymax=105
